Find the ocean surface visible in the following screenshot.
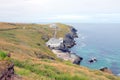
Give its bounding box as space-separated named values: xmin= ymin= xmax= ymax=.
xmin=69 ymin=23 xmax=120 ymax=75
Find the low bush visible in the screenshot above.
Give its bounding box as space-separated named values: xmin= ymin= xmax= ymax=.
xmin=0 ymin=51 xmax=7 ymax=60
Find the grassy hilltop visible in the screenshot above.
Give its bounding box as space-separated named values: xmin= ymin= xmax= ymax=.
xmin=0 ymin=22 xmax=120 ymax=80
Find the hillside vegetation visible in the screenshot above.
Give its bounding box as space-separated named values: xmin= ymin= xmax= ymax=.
xmin=0 ymin=22 xmax=120 ymax=80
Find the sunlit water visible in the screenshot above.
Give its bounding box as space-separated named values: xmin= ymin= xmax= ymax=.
xmin=69 ymin=23 xmax=120 ymax=75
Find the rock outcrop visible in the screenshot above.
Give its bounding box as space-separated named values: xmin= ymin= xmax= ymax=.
xmin=100 ymin=67 xmax=113 ymax=74
xmin=52 ymin=50 xmax=83 ymax=65
xmin=0 ymin=61 xmax=21 ymax=80
xmin=0 ymin=61 xmax=14 ymax=80
xmin=46 ymin=25 xmax=83 ymax=65
xmin=63 ymin=27 xmax=78 ymax=48
xmin=56 ymin=26 xmax=83 ymax=65
xmin=72 ymin=54 xmax=83 ymax=65
xmin=58 ymin=27 xmax=78 ymax=52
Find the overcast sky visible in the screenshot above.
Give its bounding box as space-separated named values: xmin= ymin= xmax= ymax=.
xmin=0 ymin=0 xmax=120 ymax=23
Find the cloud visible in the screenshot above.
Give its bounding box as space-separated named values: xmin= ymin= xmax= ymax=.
xmin=0 ymin=0 xmax=120 ymax=23
xmin=47 ymin=14 xmax=120 ymax=23
xmin=51 ymin=15 xmax=91 ymax=20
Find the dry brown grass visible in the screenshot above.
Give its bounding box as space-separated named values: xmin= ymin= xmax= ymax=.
xmin=0 ymin=22 xmax=120 ymax=80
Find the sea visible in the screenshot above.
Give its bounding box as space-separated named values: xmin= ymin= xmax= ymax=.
xmin=69 ymin=23 xmax=120 ymax=76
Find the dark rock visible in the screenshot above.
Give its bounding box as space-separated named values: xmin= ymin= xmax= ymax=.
xmin=73 ymin=55 xmax=83 ymax=65
xmin=70 ymin=26 xmax=77 ymax=33
xmin=88 ymin=58 xmax=97 ymax=63
xmin=0 ymin=61 xmax=22 ymax=80
xmin=63 ymin=35 xmax=76 ymax=48
xmin=62 ymin=27 xmax=78 ymax=49
xmin=47 ymin=26 xmax=83 ymax=65
xmin=70 ymin=27 xmax=78 ymax=38
xmin=57 ymin=43 xmax=69 ymax=52
xmin=89 ymin=60 xmax=94 ymax=63
xmin=7 ymin=53 xmax=11 ymax=57
xmin=100 ymin=67 xmax=113 ymax=74
xmin=65 ymin=33 xmax=74 ymax=39
xmin=58 ymin=27 xmax=83 ymax=64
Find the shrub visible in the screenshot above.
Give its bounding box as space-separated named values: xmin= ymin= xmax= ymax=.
xmin=0 ymin=51 xmax=7 ymax=60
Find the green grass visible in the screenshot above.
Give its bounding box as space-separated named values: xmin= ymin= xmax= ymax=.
xmin=13 ymin=59 xmax=90 ymax=80
xmin=0 ymin=23 xmax=69 ymax=60
xmin=54 ymin=75 xmax=89 ymax=80
xmin=0 ymin=51 xmax=7 ymax=60
xmin=13 ymin=59 xmax=61 ymax=76
xmin=15 ymin=68 xmax=31 ymax=76
xmin=1 ymin=23 xmax=120 ymax=80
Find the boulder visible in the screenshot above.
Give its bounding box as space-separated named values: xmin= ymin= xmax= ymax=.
xmin=0 ymin=61 xmax=21 ymax=80
xmin=73 ymin=56 xmax=83 ymax=65
xmin=100 ymin=67 xmax=113 ymax=74
xmin=70 ymin=53 xmax=83 ymax=65
xmin=70 ymin=27 xmax=77 ymax=33
xmin=63 ymin=33 xmax=76 ymax=48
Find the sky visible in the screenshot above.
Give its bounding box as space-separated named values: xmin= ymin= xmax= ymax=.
xmin=0 ymin=0 xmax=120 ymax=23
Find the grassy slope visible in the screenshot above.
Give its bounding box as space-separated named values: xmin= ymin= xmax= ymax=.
xmin=0 ymin=22 xmax=120 ymax=80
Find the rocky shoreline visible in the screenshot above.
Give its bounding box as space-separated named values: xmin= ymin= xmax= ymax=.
xmin=47 ymin=26 xmax=83 ymax=65
xmin=65 ymin=27 xmax=113 ymax=74
xmin=57 ymin=26 xmax=83 ymax=65
xmin=47 ymin=25 xmax=114 ymax=74
xmin=65 ymin=26 xmax=113 ymax=74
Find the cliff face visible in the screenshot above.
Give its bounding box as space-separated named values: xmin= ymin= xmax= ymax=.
xmin=57 ymin=27 xmax=77 ymax=51
xmin=63 ymin=27 xmax=78 ymax=49
xmin=57 ymin=27 xmax=83 ymax=65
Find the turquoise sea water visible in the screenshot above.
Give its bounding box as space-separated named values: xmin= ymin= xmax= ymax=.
xmin=70 ymin=23 xmax=120 ymax=75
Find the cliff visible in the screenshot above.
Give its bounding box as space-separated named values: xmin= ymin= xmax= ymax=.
xmin=0 ymin=22 xmax=120 ymax=80
xmin=50 ymin=26 xmax=83 ymax=65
